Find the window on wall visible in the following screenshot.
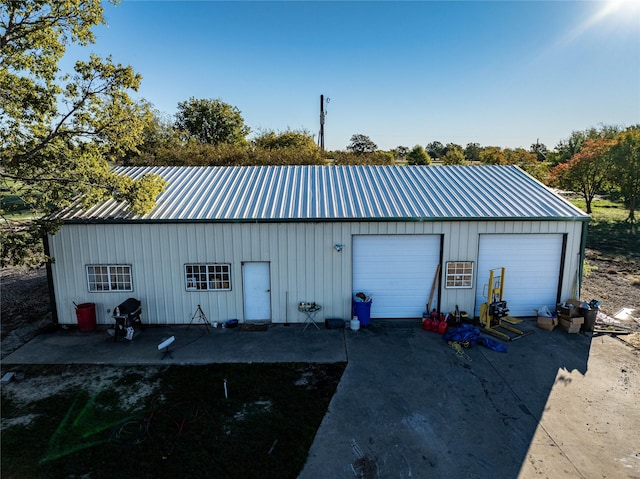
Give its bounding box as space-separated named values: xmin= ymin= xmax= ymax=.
xmin=86 ymin=265 xmax=133 ymax=292
xmin=185 ymin=264 xmax=231 ymax=291
xmin=445 ymin=261 xmax=474 ymax=289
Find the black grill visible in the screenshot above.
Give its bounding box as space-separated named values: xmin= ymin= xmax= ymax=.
xmin=113 ymin=298 xmax=142 ymax=341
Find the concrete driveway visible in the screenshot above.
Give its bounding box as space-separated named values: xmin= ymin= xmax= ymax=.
xmin=2 ymin=319 xmax=639 ymax=478
xmin=300 ymin=321 xmax=640 ymax=479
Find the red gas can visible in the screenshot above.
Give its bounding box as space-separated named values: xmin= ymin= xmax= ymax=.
xmin=422 ymin=317 xmax=431 ymax=331
xmin=437 ymin=320 xmax=448 ymax=334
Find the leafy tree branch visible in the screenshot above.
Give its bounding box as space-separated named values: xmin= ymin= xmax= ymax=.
xmin=1 ymin=0 xmax=165 ymax=266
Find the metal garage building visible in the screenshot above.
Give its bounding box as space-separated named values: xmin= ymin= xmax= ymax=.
xmin=46 ymin=165 xmax=590 ymax=326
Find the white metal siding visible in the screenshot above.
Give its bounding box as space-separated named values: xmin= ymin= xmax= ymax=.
xmin=48 ymin=220 xmax=583 ymax=326
xmin=475 ymin=234 xmax=564 ymax=317
xmin=352 ymin=235 xmax=441 ymax=318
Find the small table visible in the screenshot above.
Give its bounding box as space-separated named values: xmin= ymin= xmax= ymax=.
xmin=299 ymin=303 xmax=322 ymax=332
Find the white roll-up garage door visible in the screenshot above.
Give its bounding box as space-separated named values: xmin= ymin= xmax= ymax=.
xmin=353 ymin=235 xmax=441 ymax=319
xmin=475 ymin=234 xmax=564 ymax=317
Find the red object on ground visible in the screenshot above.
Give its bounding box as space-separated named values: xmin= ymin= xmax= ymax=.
xmin=75 ymin=303 xmax=97 ymax=332
xmin=422 ymin=318 xmax=432 ymax=331
xmin=438 ymin=320 xmax=448 ymax=334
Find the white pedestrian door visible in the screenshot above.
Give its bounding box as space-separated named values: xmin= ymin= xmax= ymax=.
xmin=242 ymin=262 xmax=271 ymax=322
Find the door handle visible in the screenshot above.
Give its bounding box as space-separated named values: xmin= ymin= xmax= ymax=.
xmin=266 ymin=289 xmax=270 ymax=292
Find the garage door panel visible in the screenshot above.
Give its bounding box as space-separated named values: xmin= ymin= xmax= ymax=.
xmin=353 ymin=235 xmax=441 ymax=319
xmin=475 ymin=234 xmax=562 ymax=317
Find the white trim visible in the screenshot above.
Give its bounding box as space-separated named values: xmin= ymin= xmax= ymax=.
xmin=184 ymin=263 xmax=231 ymax=291
xmin=445 ymin=261 xmax=474 ymax=289
xmin=86 ymin=264 xmax=133 ymax=292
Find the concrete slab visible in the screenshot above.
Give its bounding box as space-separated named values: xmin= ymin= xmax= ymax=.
xmin=2 ymin=319 xmax=638 ymax=478
xmin=1 ymin=324 xmax=348 ymax=365
xmin=299 ymin=320 xmax=640 ymax=479
xmin=517 ymin=334 xmax=640 ymax=479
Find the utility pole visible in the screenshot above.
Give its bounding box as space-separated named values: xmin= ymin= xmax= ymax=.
xmin=319 ymin=94 xmax=325 ymax=150
xmin=319 ymin=94 xmax=329 ymax=150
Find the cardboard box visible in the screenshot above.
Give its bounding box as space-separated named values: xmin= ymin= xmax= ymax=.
xmin=558 ymin=313 xmax=584 ymax=322
xmin=558 ymin=299 xmax=583 ymax=318
xmin=537 ymin=316 xmax=558 ymax=331
xmin=570 ymin=316 xmax=584 ymax=325
xmin=559 ymin=316 xmax=583 ymax=333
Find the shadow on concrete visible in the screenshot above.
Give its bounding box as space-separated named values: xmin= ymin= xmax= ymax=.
xmin=3 ymin=318 xmax=638 ymax=478
xmin=299 ymin=319 xmax=629 ymax=479
xmin=0 ymin=323 xmax=348 ymax=366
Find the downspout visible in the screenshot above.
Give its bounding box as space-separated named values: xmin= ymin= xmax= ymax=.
xmin=43 ymin=234 xmax=58 ymax=325
xmin=576 ymin=219 xmax=590 ymax=299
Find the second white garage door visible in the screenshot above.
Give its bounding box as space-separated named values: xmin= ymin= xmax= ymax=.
xmin=475 ymin=234 xmax=564 ymax=317
xmin=352 ymin=235 xmax=441 ymax=319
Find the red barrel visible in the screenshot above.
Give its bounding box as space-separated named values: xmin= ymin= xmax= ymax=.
xmin=75 ymin=303 xmax=97 ymax=332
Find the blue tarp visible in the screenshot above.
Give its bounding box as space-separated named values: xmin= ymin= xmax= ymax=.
xmin=443 ymin=324 xmax=507 ymax=353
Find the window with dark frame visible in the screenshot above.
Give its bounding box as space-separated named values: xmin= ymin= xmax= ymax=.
xmin=185 ymin=264 xmax=231 ymax=291
xmin=86 ymin=265 xmax=133 ymax=292
xmin=445 ymin=261 xmax=474 ymax=289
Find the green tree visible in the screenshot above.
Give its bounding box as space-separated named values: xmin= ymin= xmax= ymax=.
xmin=175 ymin=97 xmax=250 ymax=146
xmin=479 ymin=146 xmax=507 ymax=165
xmin=347 ymin=134 xmax=377 ymax=154
xmin=394 ymin=146 xmax=409 ymax=162
xmin=442 ymin=143 xmax=467 ymax=165
xmin=549 ymin=138 xmax=615 ymax=214
xmin=476 ymin=146 xmax=547 ymax=180
xmin=426 ymin=141 xmax=445 ymax=159
xmin=406 ymin=145 xmax=431 ymax=165
xmin=464 ymin=142 xmax=481 ymax=163
xmin=124 ymin=104 xmax=182 ymax=165
xmin=253 ymin=128 xmax=317 ymax=150
xmin=554 ymin=125 xmax=622 ymax=165
xmin=506 ymin=148 xmax=548 ymax=181
xmin=530 ymin=140 xmax=548 ymax=162
xmin=610 ymin=126 xmax=640 ymax=226
xmin=329 ymin=150 xmax=393 ymax=165
xmin=1 ymin=0 xmax=166 ymax=266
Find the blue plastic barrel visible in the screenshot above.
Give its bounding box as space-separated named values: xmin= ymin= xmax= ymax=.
xmin=352 ymin=299 xmax=372 ymax=327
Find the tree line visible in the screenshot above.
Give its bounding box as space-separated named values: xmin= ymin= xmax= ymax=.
xmin=141 ymin=103 xmax=638 ymax=227
xmin=1 ymin=1 xmax=637 ymax=266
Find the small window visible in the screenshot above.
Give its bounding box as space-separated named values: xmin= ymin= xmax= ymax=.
xmin=185 ymin=264 xmax=231 ymax=291
xmin=445 ymin=261 xmax=474 ymax=289
xmin=86 ymin=265 xmax=133 ymax=292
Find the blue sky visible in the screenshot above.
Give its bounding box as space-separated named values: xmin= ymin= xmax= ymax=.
xmin=64 ymin=0 xmax=639 ymax=151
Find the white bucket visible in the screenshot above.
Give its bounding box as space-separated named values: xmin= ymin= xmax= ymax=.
xmin=350 ymin=316 xmax=360 ymax=331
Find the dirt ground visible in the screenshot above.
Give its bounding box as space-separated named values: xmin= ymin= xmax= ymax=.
xmin=2 ymin=252 xmax=639 ymax=358
xmin=1 ymin=266 xmax=53 ymax=359
xmin=580 ymin=248 xmax=640 ymax=348
xmin=581 ymin=248 xmax=640 ymax=313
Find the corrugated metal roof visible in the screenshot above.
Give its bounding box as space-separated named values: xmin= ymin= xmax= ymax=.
xmin=51 ymin=165 xmax=590 ymax=222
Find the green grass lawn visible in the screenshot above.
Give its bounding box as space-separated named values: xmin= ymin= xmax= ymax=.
xmin=1 ymin=193 xmax=35 ymax=219
xmin=1 ymin=363 xmax=346 ymax=479
xmin=569 ymin=198 xmax=630 ymax=222
xmin=569 ymin=198 xmax=639 ymax=259
xmin=1 ymin=178 xmax=38 ymax=220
